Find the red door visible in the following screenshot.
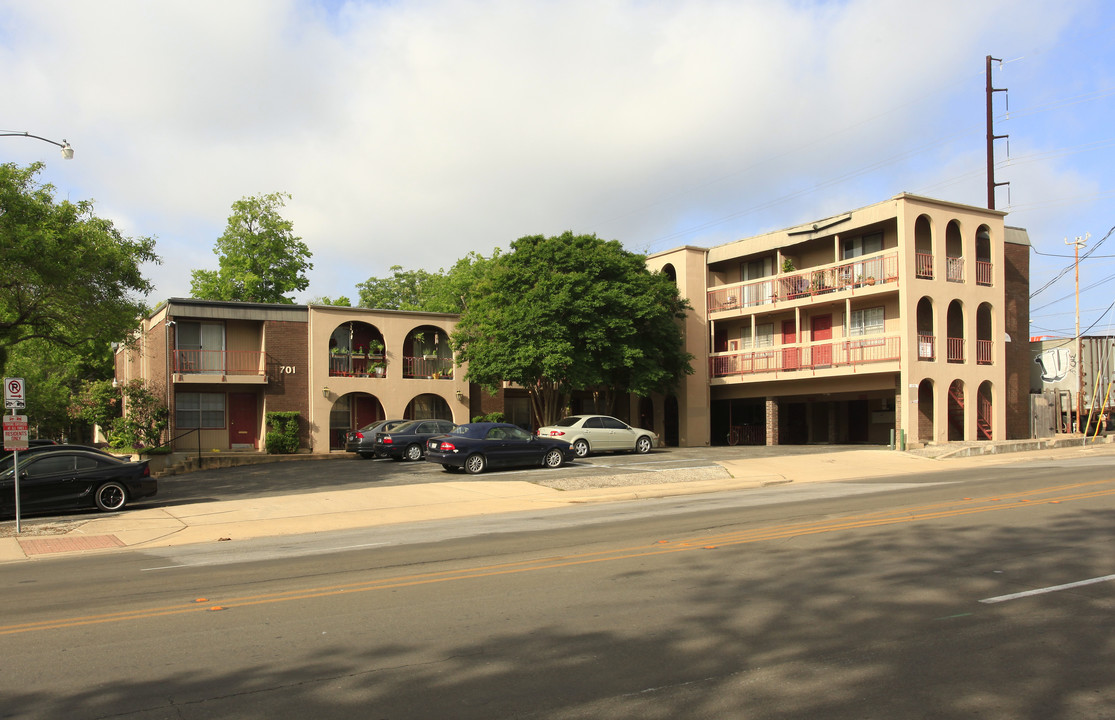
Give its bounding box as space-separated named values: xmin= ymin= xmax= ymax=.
xmin=781 ymin=321 xmax=799 ymax=370
xmin=811 ymin=315 xmax=832 ymax=366
xmin=228 ymin=393 xmax=258 ymax=449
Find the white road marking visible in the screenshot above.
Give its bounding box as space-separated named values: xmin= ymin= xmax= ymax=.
xmin=979 ymin=573 xmax=1115 ymax=604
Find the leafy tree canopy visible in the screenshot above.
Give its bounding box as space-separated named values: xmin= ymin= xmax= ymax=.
xmin=0 ymin=162 xmax=158 ymax=369
xmin=452 ymin=232 xmax=692 ymax=425
xmin=356 ymin=251 xmax=500 ymax=314
xmin=307 ymin=295 xmax=352 ymax=306
xmin=190 ymin=191 xmax=311 ymax=304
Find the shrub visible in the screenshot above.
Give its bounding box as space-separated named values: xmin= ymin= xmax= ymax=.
xmin=471 ymin=411 xmax=505 ymax=423
xmin=265 ymin=411 xmax=301 ymax=454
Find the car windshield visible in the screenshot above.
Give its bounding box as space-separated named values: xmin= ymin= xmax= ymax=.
xmin=554 ymin=417 xmax=582 ymax=427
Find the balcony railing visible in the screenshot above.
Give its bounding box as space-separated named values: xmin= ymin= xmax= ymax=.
xmin=917 ymin=334 xmax=935 ymax=360
xmin=975 ymin=260 xmax=993 ymax=286
xmin=976 ymin=339 xmax=993 ymax=365
xmin=403 ymin=356 xmax=454 ymax=379
xmin=709 ymin=335 xmax=901 ymax=378
xmin=329 ymin=353 xmax=386 ymax=378
xmin=946 ymin=256 xmax=964 ymax=282
xmin=915 ymin=253 xmax=934 ymax=279
xmin=173 ymin=349 xmax=264 ymax=375
xmin=708 ymin=252 xmax=899 ymax=314
xmin=947 ymin=337 xmax=965 ymax=363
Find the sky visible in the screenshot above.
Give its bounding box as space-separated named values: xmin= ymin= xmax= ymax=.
xmin=2 ymin=0 xmax=1113 ymax=339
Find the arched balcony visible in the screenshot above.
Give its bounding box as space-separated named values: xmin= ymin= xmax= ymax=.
xmin=945 ymin=220 xmax=964 ymax=283
xmin=404 ymin=325 xmax=454 ymax=379
xmin=946 ymin=300 xmax=965 ymax=363
xmin=975 ymin=226 xmax=993 ymax=286
xmin=976 ymin=303 xmax=994 ymax=365
xmin=329 ymin=321 xmax=387 ymax=378
xmin=914 ymin=214 xmax=934 ymax=279
xmin=917 ymin=296 xmax=935 ymax=361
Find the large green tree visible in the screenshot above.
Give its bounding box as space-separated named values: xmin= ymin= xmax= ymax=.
xmin=452 ymin=233 xmax=692 ymax=425
xmin=190 ymin=191 xmax=311 ymax=303
xmin=0 ymin=162 xmax=158 ymax=370
xmin=356 ymin=251 xmax=499 ymax=313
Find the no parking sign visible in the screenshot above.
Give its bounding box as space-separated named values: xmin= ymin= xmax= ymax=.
xmin=4 ymin=377 xmax=25 ymax=409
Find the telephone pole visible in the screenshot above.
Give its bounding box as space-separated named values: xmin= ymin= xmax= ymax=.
xmin=986 ymin=56 xmax=1009 ymax=209
xmin=1067 ymin=234 xmax=1089 ymax=431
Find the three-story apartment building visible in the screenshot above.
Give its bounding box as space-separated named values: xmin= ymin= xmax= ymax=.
xmin=646 ymin=194 xmax=1031 ymax=447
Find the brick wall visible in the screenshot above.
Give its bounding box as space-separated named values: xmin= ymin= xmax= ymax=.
xmin=264 ymin=320 xmax=311 ymax=447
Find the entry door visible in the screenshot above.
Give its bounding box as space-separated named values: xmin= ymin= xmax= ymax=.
xmin=811 ymin=315 xmax=832 ymax=366
xmin=228 ymin=393 xmax=258 ymax=449
xmin=781 ymin=321 xmax=799 ymax=370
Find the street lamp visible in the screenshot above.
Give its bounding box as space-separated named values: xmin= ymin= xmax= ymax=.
xmin=1 ymin=130 xmax=74 ymax=159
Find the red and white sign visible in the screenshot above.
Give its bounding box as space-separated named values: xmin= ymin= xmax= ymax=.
xmin=4 ymin=377 xmax=25 ymax=409
xmin=3 ymin=414 xmax=29 ymax=451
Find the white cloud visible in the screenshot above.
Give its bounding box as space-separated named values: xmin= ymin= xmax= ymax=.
xmin=3 ymin=0 xmax=1110 ymax=335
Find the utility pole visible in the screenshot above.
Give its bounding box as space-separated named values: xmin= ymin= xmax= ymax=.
xmin=1066 ymin=234 xmax=1089 ymax=431
xmin=986 ymin=55 xmax=1009 ymax=209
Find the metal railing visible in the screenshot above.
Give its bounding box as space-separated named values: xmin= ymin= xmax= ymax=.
xmin=947 ymin=337 xmax=965 ymax=363
xmin=329 ymin=353 xmax=386 ymax=378
xmin=915 ymin=253 xmax=934 ymax=279
xmin=917 ymin=334 xmax=936 ymax=360
xmin=403 ymin=356 xmax=454 ymax=379
xmin=975 ymin=260 xmax=993 ymax=286
xmin=708 ymin=252 xmax=899 ymax=314
xmin=709 ymin=335 xmax=901 ymax=377
xmin=976 ymin=339 xmax=993 ymax=365
xmin=173 ymin=349 xmax=264 ymax=375
xmin=946 ymin=256 xmax=965 ymax=282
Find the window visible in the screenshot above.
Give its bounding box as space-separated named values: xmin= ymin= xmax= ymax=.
xmin=849 ymin=307 xmax=885 ymax=336
xmin=176 ymin=321 xmax=225 ymax=372
xmin=742 ymin=323 xmax=774 ymax=349
xmin=601 ymin=417 xmax=629 ymax=430
xmin=176 ymin=392 xmax=226 ymax=429
xmin=741 ymin=257 xmax=773 ymax=281
xmin=584 ymin=417 xmax=605 ymax=429
xmin=842 ymin=232 xmax=883 ymax=259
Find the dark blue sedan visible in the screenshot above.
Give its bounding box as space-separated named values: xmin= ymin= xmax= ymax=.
xmin=425 ymin=423 xmax=575 ymax=474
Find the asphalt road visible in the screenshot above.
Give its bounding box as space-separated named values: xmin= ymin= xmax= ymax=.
xmin=2 ymin=454 xmax=1113 ymax=719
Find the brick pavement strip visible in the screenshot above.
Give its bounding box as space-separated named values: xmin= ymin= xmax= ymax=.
xmin=18 ymin=535 xmax=124 ymax=555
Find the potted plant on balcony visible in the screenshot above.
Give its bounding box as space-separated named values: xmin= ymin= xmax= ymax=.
xmin=368 ymin=339 xmax=384 ymax=359
xmin=370 ymin=360 xmax=386 ymax=377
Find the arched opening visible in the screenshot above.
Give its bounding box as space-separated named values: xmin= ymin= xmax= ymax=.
xmin=405 ymin=393 xmax=452 ymax=420
xmin=404 ymin=325 xmax=453 ymax=379
xmin=948 ymin=380 xmax=965 ymax=441
xmin=946 ymin=300 xmax=965 ymax=363
xmin=975 ymin=226 xmax=993 ymax=286
xmin=328 ymin=392 xmax=386 ymax=450
xmin=918 ymin=378 xmax=935 ymax=444
xmin=976 ymin=303 xmax=994 ymax=365
xmin=329 ymin=321 xmax=386 ymax=378
xmin=914 ymin=214 xmax=934 ymax=279
xmin=661 ymin=264 xmax=677 ymax=283
xmin=917 ymin=296 xmax=936 ymax=360
xmin=977 ymin=381 xmax=994 ymax=440
xmin=945 ymin=220 xmax=964 ymax=282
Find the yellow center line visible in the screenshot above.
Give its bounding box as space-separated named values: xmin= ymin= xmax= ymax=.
xmin=4 ymin=478 xmax=1113 ymax=636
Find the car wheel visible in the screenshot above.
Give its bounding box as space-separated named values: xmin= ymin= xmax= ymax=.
xmin=94 ymin=481 xmax=128 ymax=512
xmin=405 ymin=444 xmax=423 ymax=461
xmin=635 ymin=436 xmax=653 ymax=454
xmin=464 ymin=454 xmax=486 ymax=474
xmin=543 ymin=448 xmax=564 ymax=468
xmin=572 ymin=439 xmax=590 ymax=458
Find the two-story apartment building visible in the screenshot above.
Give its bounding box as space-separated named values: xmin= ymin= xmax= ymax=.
xmin=646 ymin=193 xmax=1031 ymax=448
xmin=114 ymin=299 xmax=472 ymax=453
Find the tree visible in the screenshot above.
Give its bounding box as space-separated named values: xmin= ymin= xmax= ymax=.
xmin=190 ymin=192 xmax=311 ymax=304
xmin=0 ymin=162 xmax=158 ymax=369
xmin=452 ymin=233 xmax=692 ymax=426
xmin=356 ymin=252 xmax=500 ymax=313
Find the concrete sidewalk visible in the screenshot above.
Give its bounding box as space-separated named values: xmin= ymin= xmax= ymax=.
xmin=2 ymin=439 xmax=1112 ymax=562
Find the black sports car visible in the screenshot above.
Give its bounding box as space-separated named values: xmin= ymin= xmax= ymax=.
xmin=425 ymin=422 xmax=576 ymax=474
xmin=374 ymin=419 xmax=457 ymax=461
xmin=0 ymin=445 xmax=157 ymax=516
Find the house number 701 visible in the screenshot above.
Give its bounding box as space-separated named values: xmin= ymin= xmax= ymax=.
xmin=279 ymin=366 xmax=296 ymax=374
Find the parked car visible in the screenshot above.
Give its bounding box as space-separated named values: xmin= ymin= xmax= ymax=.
xmin=374 ymin=419 xmax=457 ymax=461
xmin=536 ymin=415 xmax=658 ymax=458
xmin=425 ymin=422 xmax=576 ymax=474
xmin=345 ymin=419 xmax=408 ymax=459
xmin=0 ymin=445 xmax=157 ymax=516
